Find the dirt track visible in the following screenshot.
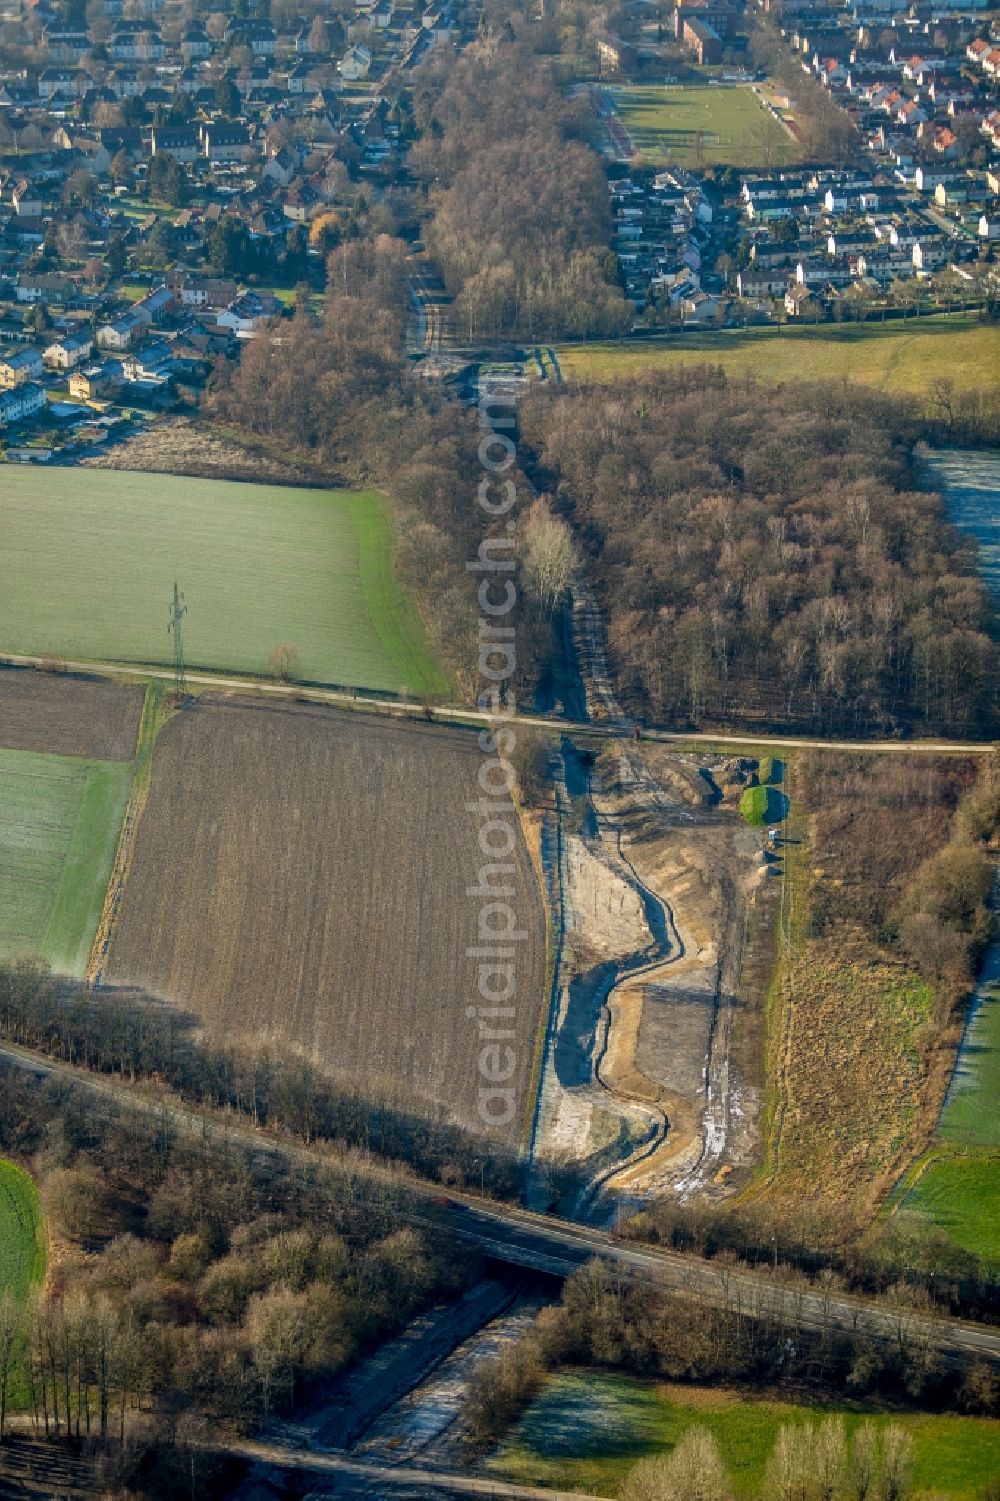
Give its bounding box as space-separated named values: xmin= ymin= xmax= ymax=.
xmin=105 ymin=698 xmax=547 ymax=1145
xmin=0 ymin=666 xmax=142 ymax=761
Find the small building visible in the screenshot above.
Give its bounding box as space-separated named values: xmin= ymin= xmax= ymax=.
xmin=11 ymin=181 xmax=43 ymax=217
xmin=337 ymin=44 xmax=372 ymax=80
xmin=69 ymin=362 xmax=124 ymax=401
xmin=216 ymin=292 xmax=281 ymax=335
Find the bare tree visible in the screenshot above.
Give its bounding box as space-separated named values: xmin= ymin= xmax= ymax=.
xmin=268 ymin=644 xmax=300 ymax=682
xmin=622 ymin=1426 xmax=730 ymax=1501
xmin=521 ymin=501 xmax=579 ymax=618
xmin=880 ymin=1425 xmax=914 ymax=1501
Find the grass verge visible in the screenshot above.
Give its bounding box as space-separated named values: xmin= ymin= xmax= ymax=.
xmin=486 ymin=1370 xmax=1000 ymax=1498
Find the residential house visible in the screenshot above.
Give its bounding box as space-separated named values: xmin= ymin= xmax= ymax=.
xmin=43 ymin=328 xmax=93 ymax=370
xmin=16 ymin=272 xmax=74 ymax=304
xmin=216 ymin=291 xmax=281 ymax=335
xmin=11 ymin=181 xmax=43 ymax=217
xmin=0 ymin=346 xmax=44 ymax=388
xmin=69 ymin=361 xmax=124 ymax=400
xmin=150 ymin=126 xmax=200 ymax=162
xmin=338 ymin=44 xmax=372 ymax=80
xmin=0 ymin=382 xmax=46 ymax=424
xmin=200 ymin=121 xmax=254 ymax=163
xmin=134 ymin=285 xmax=175 ymax=323
xmin=96 ymin=311 xmax=146 ymax=350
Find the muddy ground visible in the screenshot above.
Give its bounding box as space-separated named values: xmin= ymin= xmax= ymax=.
xmin=530 ymin=738 xmax=771 ymax=1214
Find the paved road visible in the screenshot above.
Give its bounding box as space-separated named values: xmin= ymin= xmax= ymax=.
xmin=2 ymin=1040 xmax=998 ymax=1368
xmin=214 ymin=1439 xmax=597 ymax=1498
xmin=2 ymin=654 xmax=993 ymax=757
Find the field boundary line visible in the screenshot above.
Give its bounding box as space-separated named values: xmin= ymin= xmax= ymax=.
xmin=86 ymin=684 xmax=167 ymax=987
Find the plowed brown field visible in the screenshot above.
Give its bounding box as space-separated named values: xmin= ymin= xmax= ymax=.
xmin=0 ymin=669 xmax=143 ymax=761
xmin=106 ymin=700 xmax=547 ymax=1144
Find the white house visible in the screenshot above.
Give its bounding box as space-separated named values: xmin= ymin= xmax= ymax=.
xmin=43 ymin=329 xmax=94 ymax=370
xmin=216 ymin=292 xmax=281 ymax=336
xmin=96 ymin=312 xmax=146 ymax=351
xmin=0 ymin=382 xmax=46 ymax=424
xmin=338 ymin=44 xmax=372 ymax=80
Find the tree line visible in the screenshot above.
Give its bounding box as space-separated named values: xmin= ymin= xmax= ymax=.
xmin=0 ymin=961 xmax=522 ymax=1197
xmin=463 ymin=1259 xmax=999 ymax=1463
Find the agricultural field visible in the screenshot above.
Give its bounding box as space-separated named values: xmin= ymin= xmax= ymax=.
xmin=486 ymin=1370 xmax=1000 ymax=1498
xmin=105 ymin=700 xmax=547 ymax=1145
xmin=608 ymin=83 xmax=800 ymax=169
xmin=0 ymin=668 xmax=142 ymax=762
xmin=0 ymin=747 xmax=130 ymax=975
xmin=555 ymin=317 xmax=997 ymax=397
xmin=0 ymin=469 xmax=448 ymax=697
xmin=0 ymin=1159 xmax=45 ymax=1306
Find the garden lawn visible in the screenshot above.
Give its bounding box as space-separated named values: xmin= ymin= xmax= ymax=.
xmin=0 ymin=747 xmax=130 ymax=975
xmin=0 ymin=469 xmax=448 ymax=696
xmin=609 ymin=84 xmax=800 ymax=169
xmin=0 ymin=1160 xmax=45 ymax=1305
xmin=556 ymin=319 xmax=997 ymax=398
xmin=486 ymin=1370 xmax=1000 ymax=1498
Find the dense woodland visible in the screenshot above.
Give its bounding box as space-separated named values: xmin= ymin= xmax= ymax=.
xmin=0 ymin=1064 xmax=470 ymax=1496
xmin=410 ymin=35 xmax=631 ymax=340
xmin=520 ymin=370 xmax=999 ymax=736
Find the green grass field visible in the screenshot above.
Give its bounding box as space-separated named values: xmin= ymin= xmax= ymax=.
xmin=0 ymin=470 xmax=448 ymax=696
xmin=899 ymin=976 xmax=1000 ymax=1263
xmin=556 ymin=318 xmax=998 ymax=397
xmin=0 ymin=1160 xmax=45 ymax=1306
xmin=487 ymin=1371 xmax=1000 ymax=1498
xmin=610 ymin=84 xmax=800 ymax=169
xmin=0 ymin=748 xmax=130 ymax=975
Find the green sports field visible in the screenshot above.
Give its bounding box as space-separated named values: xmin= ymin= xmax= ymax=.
xmin=488 ymin=1371 xmax=1000 ymax=1498
xmin=0 ymin=747 xmax=130 ymax=975
xmin=610 ymin=83 xmax=799 ymax=169
xmin=0 ymin=1159 xmax=45 ymax=1306
xmin=0 ymin=470 xmax=448 ymax=696
xmin=555 ymin=318 xmax=997 ymax=397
